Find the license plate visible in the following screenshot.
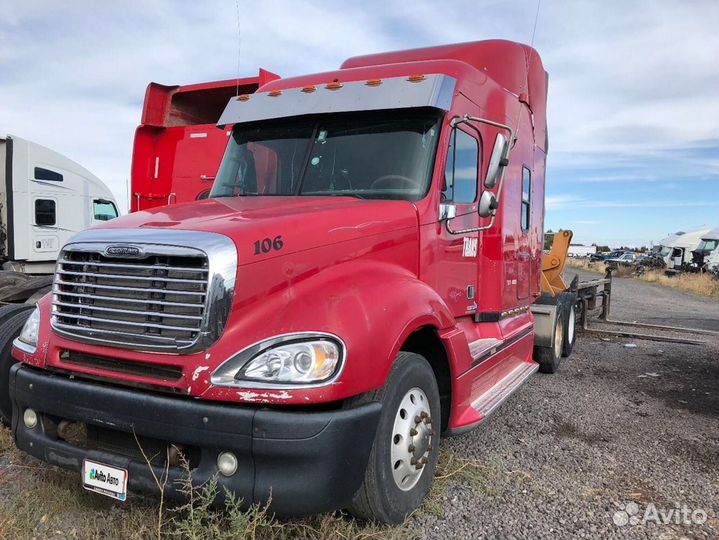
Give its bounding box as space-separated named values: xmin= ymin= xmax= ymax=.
xmin=82 ymin=459 xmax=128 ymax=501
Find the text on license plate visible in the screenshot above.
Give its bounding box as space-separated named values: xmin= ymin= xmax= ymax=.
xmin=82 ymin=459 xmax=128 ymax=501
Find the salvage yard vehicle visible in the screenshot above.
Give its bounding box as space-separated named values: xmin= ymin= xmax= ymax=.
xmin=605 ymin=252 xmax=637 ymax=267
xmin=2 ymin=40 xmax=584 ymax=523
xmin=690 ymin=227 xmax=719 ymax=274
xmin=656 ymin=227 xmax=712 ymax=272
xmin=0 ymin=134 xmax=119 ymax=303
xmin=131 ymin=69 xmax=279 ymax=211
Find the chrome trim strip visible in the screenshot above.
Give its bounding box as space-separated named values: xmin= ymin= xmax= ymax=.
xmin=12 ymin=337 xmax=37 ymax=355
xmin=56 ymin=269 xmax=207 ymax=284
xmin=52 ymin=301 xmax=203 ymax=320
xmin=51 ymin=228 xmax=237 ymax=354
xmin=211 ymin=332 xmax=347 ymax=390
xmin=217 ymin=74 xmax=457 ymax=127
xmin=58 ymin=258 xmax=210 ymax=273
xmin=53 ymin=279 xmax=207 ymax=296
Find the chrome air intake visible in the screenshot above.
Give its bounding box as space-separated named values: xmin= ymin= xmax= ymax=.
xmin=51 ymin=229 xmax=236 ymax=354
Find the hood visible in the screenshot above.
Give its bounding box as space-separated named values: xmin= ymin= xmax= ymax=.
xmin=95 ymin=196 xmax=419 ymax=264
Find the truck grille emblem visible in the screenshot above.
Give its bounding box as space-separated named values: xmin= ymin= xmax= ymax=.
xmin=104 ymin=245 xmax=144 ymax=258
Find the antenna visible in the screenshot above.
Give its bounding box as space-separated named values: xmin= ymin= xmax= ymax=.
xmin=235 ymin=0 xmax=242 ymax=96
xmin=512 ymin=0 xmax=542 ymax=144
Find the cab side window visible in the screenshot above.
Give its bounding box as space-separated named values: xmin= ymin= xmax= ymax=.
xmin=521 ymin=166 xmax=531 ymax=231
xmin=35 ymin=199 xmax=56 ymax=226
xmin=442 ymin=129 xmax=478 ymax=203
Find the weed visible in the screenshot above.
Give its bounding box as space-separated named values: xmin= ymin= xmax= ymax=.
xmin=566 ymin=259 xmax=719 ymax=298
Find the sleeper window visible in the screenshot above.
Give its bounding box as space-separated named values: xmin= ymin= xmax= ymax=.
xmin=34 ymin=167 xmax=63 ymax=182
xmin=35 ymin=199 xmax=56 ymax=226
xmin=521 ymin=166 xmax=531 ymax=231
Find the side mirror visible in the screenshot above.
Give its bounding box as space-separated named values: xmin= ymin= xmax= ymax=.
xmin=485 ymin=133 xmax=509 ymax=189
xmin=478 ymin=191 xmax=498 ymax=218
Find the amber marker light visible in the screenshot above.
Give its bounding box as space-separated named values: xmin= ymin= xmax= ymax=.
xmin=236 ymin=94 xmax=250 ymax=101
xmin=407 ymin=74 xmax=426 ymax=82
xmin=268 ymin=90 xmax=282 ymax=97
xmin=301 ymin=85 xmax=317 ymax=93
xmin=365 ymin=79 xmax=383 ymax=86
xmin=325 ymin=81 xmax=343 ymax=90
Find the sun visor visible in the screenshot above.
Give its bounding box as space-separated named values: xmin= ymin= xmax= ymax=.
xmin=217 ymin=74 xmax=456 ymax=127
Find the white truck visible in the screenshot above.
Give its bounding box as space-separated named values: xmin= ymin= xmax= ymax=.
xmin=692 ymin=227 xmax=719 ymax=274
xmin=567 ymin=244 xmax=597 ymax=258
xmin=656 ymin=228 xmax=712 ymax=271
xmin=1 ymin=134 xmax=119 ymax=302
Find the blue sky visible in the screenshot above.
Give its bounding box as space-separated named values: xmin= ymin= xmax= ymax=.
xmin=1 ymin=0 xmax=717 ymax=247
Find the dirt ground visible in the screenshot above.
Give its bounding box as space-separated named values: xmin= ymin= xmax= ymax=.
xmin=0 ymin=269 xmax=717 ymax=539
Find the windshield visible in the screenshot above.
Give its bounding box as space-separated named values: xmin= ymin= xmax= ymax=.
xmin=211 ymin=110 xmax=442 ymax=201
xmin=697 ymin=239 xmax=718 ymax=252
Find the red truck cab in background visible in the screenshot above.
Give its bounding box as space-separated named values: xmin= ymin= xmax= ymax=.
xmin=9 ymin=40 xmax=566 ymax=524
xmin=131 ymin=68 xmax=279 ymax=211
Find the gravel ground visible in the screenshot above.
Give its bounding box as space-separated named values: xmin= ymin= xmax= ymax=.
xmin=412 ymin=269 xmax=719 ymax=539
xmin=0 ymin=270 xmax=716 ymax=539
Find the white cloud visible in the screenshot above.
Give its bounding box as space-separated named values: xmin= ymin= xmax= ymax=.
xmin=0 ymin=0 xmax=717 ymax=223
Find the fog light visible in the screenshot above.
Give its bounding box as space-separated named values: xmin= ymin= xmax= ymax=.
xmin=217 ymin=451 xmax=238 ymax=476
xmin=23 ymin=408 xmax=38 ymax=429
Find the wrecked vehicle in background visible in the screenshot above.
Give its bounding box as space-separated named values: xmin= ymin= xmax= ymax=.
xmin=656 ymin=228 xmax=712 ymax=272
xmin=691 ymin=228 xmax=719 ymax=275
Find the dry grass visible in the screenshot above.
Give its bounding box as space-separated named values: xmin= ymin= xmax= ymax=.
xmin=566 ymin=259 xmax=719 ymax=298
xmin=0 ymin=425 xmax=427 ymax=540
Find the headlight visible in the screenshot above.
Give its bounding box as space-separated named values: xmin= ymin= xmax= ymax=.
xmin=211 ymin=334 xmax=344 ymax=387
xmin=18 ymin=307 xmax=41 ymax=347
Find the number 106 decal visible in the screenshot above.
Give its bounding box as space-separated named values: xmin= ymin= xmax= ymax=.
xmin=254 ymin=236 xmax=284 ymax=255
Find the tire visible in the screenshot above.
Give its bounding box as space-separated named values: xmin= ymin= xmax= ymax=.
xmin=0 ymin=304 xmax=35 ymax=326
xmin=349 ymin=351 xmax=441 ymax=524
xmin=0 ymin=310 xmax=34 ymax=425
xmin=558 ymin=292 xmax=577 ymax=357
xmin=534 ymin=307 xmax=564 ymax=374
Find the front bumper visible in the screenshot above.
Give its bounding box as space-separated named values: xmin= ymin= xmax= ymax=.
xmin=10 ymin=364 xmax=381 ymax=515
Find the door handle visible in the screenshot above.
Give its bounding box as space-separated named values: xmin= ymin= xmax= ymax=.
xmin=200 ymin=175 xmax=215 ymax=181
xmin=168 ymin=193 xmax=177 ymax=204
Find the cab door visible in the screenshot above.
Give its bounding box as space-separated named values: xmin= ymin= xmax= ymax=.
xmin=435 ymin=126 xmax=481 ymax=317
xmin=517 ymin=166 xmax=532 ymax=299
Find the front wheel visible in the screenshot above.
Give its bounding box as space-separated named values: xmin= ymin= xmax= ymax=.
xmin=349 ymin=351 xmax=441 ymax=524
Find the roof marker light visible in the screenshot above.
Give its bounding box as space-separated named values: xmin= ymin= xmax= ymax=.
xmin=407 ymin=74 xmax=426 ymax=82
xmin=365 ymin=79 xmax=383 ymax=86
xmin=325 ymin=81 xmax=343 ymax=90
xmin=301 ymin=85 xmax=317 ymax=93
xmin=268 ymin=90 xmax=282 ymax=97
xmin=236 ymin=94 xmax=250 ymax=101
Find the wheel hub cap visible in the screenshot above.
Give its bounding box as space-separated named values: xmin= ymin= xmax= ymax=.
xmin=390 ymin=387 xmax=433 ymax=491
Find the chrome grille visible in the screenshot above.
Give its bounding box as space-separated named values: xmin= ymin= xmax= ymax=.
xmin=53 ymin=247 xmax=214 ymax=348
xmin=51 ymin=229 xmax=237 ymax=354
xmin=53 ymin=250 xmax=209 ymax=351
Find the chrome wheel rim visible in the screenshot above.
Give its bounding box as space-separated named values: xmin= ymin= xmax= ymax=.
xmin=567 ymin=307 xmax=575 ymax=345
xmin=390 ymin=387 xmax=433 ymax=491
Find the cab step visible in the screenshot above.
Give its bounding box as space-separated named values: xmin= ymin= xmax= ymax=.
xmin=468 ymin=337 xmax=503 ymax=361
xmin=470 ymin=361 xmax=539 ymax=419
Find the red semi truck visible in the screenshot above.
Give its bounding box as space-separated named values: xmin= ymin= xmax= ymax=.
xmin=131 ymin=69 xmax=279 ymax=211
xmin=3 ymin=40 xmax=570 ymax=523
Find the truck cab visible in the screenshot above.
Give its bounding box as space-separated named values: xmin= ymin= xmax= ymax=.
xmin=9 ymin=40 xmax=559 ymax=523
xmin=1 ymin=134 xmax=119 ymax=274
xmin=131 ymin=69 xmax=279 ymax=211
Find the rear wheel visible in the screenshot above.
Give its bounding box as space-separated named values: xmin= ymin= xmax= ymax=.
xmin=349 ymin=351 xmax=441 ymax=524
xmin=535 ymin=307 xmax=564 ymax=374
xmin=558 ymin=292 xmax=577 ymax=357
xmin=0 ymin=309 xmax=34 ymax=425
